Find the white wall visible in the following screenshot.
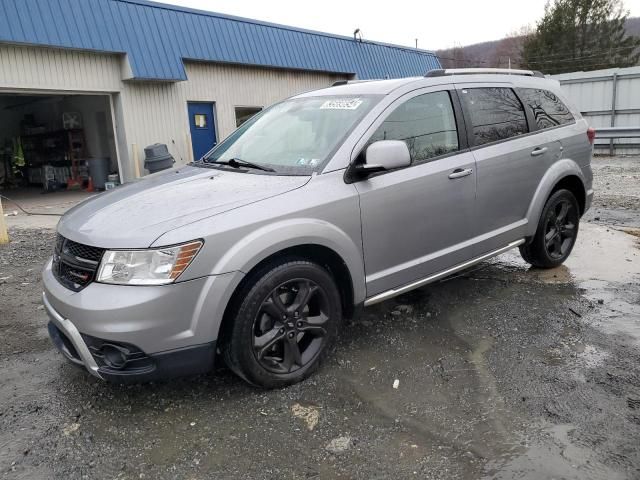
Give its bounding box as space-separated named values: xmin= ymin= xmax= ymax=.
xmin=551 ymin=66 xmax=640 ymax=155
xmin=0 ymin=43 xmax=349 ymax=181
xmin=118 ymin=62 xmax=348 ymax=180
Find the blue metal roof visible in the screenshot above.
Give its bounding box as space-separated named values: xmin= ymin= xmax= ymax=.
xmin=0 ymin=0 xmax=441 ymax=81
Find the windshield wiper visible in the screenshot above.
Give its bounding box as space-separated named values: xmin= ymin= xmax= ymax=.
xmin=208 ymin=157 xmax=275 ymax=172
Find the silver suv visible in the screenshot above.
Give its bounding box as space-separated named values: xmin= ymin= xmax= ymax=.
xmin=43 ymin=68 xmax=594 ymax=388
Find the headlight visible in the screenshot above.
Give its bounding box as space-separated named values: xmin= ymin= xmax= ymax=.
xmin=96 ymin=240 xmax=203 ymax=285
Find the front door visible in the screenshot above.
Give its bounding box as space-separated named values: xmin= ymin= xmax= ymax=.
xmin=188 ymin=102 xmax=217 ymax=161
xmin=355 ymin=89 xmax=477 ymax=297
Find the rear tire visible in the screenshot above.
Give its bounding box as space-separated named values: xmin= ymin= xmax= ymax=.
xmin=222 ymin=259 xmax=341 ymax=388
xmin=519 ymin=189 xmax=580 ymax=268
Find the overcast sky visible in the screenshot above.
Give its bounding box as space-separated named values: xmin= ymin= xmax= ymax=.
xmin=152 ymin=0 xmax=640 ymax=51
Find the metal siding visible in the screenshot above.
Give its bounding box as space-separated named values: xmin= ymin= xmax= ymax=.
xmin=0 ymin=41 xmax=356 ymax=180
xmin=0 ymin=2 xmax=11 ymax=42
xmin=116 ymin=61 xmax=350 ymax=181
xmin=0 ymin=0 xmax=440 ymax=80
xmin=4 ymin=1 xmax=23 ymax=41
xmin=552 ymin=66 xmax=640 ymax=154
xmin=0 ymin=44 xmax=122 ymax=92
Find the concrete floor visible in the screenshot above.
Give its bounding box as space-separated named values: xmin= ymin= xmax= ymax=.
xmin=1 ymin=188 xmax=95 ymax=230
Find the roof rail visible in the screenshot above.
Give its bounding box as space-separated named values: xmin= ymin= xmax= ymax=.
xmin=331 ymin=79 xmax=382 ymax=86
xmin=425 ymin=68 xmax=544 ymax=78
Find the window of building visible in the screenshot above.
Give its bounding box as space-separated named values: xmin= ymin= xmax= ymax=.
xmin=193 ymin=113 xmax=207 ymax=129
xmin=368 ymin=91 xmax=459 ymax=165
xmin=460 ymin=87 xmax=528 ymax=146
xmin=519 ymin=88 xmax=575 ymax=130
xmin=235 ymin=106 xmax=262 ymax=127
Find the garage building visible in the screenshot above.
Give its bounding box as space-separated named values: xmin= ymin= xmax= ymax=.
xmin=0 ymin=0 xmax=440 ymax=193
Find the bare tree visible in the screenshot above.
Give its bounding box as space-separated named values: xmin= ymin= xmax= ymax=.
xmin=490 ymin=26 xmax=533 ymax=68
xmin=439 ymin=42 xmax=472 ymax=68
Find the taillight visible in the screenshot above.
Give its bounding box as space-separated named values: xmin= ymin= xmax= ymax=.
xmin=587 ymin=127 xmax=596 ymax=145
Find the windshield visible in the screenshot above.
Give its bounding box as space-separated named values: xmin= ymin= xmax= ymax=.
xmin=201 ymin=95 xmax=379 ymax=175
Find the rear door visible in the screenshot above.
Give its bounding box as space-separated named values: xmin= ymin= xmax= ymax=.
xmin=458 ymin=85 xmax=561 ymax=255
xmin=354 ymin=88 xmax=477 ymax=297
xmin=518 ymin=86 xmax=577 ymax=165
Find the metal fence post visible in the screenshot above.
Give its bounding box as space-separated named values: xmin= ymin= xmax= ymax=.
xmin=610 ymin=72 xmax=618 ymax=156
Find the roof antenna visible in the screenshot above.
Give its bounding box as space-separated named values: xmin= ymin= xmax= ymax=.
xmin=353 ymin=28 xmax=362 ymax=42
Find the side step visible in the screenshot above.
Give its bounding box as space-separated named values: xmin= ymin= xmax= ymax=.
xmin=363 ymin=239 xmax=525 ymax=306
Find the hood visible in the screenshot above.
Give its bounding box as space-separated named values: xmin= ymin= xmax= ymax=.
xmin=58 ymin=166 xmax=310 ymax=248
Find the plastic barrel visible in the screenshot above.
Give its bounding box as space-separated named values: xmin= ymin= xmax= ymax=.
xmin=144 ymin=143 xmax=175 ymax=173
xmin=88 ymin=158 xmax=110 ymax=190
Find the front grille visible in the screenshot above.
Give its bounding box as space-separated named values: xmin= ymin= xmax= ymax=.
xmin=53 ymin=234 xmax=105 ymax=291
xmin=63 ymin=238 xmax=104 ymax=263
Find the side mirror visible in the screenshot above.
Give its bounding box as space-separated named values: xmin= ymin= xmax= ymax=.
xmin=345 ymin=140 xmax=411 ymax=183
xmin=365 ymin=140 xmax=411 ymax=170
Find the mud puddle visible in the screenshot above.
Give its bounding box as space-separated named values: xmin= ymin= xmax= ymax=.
xmin=2 ymin=221 xmax=640 ymax=479
xmin=488 ymin=222 xmax=640 ymax=344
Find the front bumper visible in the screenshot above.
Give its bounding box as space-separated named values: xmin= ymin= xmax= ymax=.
xmin=44 ymin=292 xmax=102 ymax=378
xmin=45 ymin=292 xmax=217 ymax=383
xmin=42 ymin=257 xmax=244 ymax=382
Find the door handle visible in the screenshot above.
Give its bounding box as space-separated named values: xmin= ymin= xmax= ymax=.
xmin=448 ymin=168 xmax=473 ymax=179
xmin=531 ymin=147 xmax=548 ymax=157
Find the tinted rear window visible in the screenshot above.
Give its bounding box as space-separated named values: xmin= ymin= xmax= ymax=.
xmin=519 ymin=88 xmax=574 ymax=130
xmin=460 ymin=87 xmax=528 ymax=147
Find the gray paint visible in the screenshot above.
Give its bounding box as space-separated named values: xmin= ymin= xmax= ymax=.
xmin=43 ymin=72 xmax=593 ymax=377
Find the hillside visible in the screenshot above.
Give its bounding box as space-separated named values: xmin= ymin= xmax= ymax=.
xmin=436 ymin=16 xmax=640 ymax=69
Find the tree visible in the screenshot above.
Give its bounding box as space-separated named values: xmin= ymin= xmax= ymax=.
xmin=438 ymin=43 xmax=472 ymax=68
xmin=521 ymin=0 xmax=640 ymax=74
xmin=491 ymin=26 xmax=533 ymax=69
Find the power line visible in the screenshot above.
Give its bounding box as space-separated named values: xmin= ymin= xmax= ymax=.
xmin=515 ymin=44 xmax=638 ymax=61
xmin=436 ymin=44 xmax=639 ymax=68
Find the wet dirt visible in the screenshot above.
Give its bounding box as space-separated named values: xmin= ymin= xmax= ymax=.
xmin=584 ymin=156 xmax=640 ymax=228
xmin=1 ymin=158 xmax=640 ymax=479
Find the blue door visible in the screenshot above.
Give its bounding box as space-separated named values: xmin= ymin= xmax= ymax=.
xmin=188 ymin=102 xmax=217 ymax=161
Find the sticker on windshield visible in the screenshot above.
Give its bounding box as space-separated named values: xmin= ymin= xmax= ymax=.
xmin=320 ymin=98 xmax=363 ymax=110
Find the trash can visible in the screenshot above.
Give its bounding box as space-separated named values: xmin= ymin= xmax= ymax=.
xmin=144 ymin=143 xmax=175 ymax=173
xmin=87 ymin=157 xmax=110 ymax=190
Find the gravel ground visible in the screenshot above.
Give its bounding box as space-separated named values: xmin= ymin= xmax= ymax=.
xmin=584 ymin=155 xmax=640 ymax=228
xmin=1 ymin=156 xmax=639 ymax=479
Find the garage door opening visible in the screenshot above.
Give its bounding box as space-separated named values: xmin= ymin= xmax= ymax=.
xmin=0 ymin=93 xmax=121 ymax=205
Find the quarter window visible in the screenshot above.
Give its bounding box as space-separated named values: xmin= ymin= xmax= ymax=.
xmin=460 ymin=87 xmax=528 ymax=146
xmin=519 ymin=88 xmax=574 ymax=129
xmin=368 ymin=91 xmax=459 ymax=164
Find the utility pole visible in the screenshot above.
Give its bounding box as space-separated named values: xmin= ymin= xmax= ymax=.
xmin=415 ymin=38 xmax=418 ymax=49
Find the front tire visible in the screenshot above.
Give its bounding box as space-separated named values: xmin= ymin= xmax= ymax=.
xmin=519 ymin=189 xmax=580 ymax=268
xmin=222 ymin=259 xmax=342 ymax=388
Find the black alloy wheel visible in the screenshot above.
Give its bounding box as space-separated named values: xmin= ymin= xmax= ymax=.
xmin=252 ymin=279 xmax=330 ymax=374
xmin=222 ymin=259 xmax=341 ymax=388
xmin=543 ymin=198 xmax=578 ymax=260
xmin=519 ymin=188 xmax=580 ymax=268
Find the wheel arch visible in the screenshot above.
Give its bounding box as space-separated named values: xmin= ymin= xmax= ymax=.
xmin=212 ymin=218 xmax=365 ymax=343
xmin=549 ymin=175 xmax=586 ymax=215
xmin=525 ymin=159 xmax=587 ymax=239
xmin=216 ymin=242 xmax=359 ymax=350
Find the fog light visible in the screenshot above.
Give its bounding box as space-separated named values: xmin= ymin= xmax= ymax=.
xmin=101 ymin=344 xmax=128 ymax=369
